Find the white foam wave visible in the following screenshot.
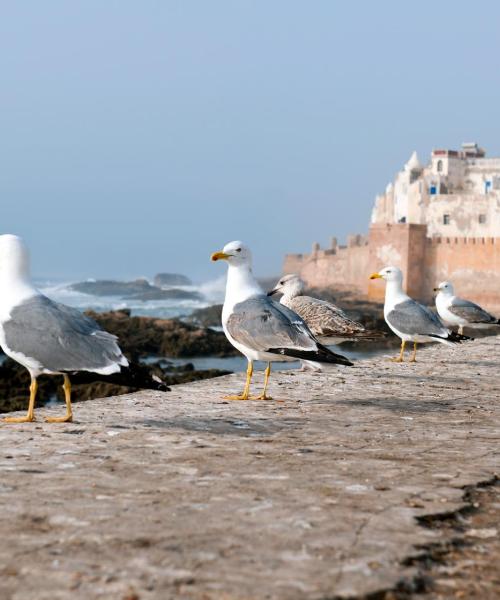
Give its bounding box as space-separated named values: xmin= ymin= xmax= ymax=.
xmin=36 ymin=276 xmax=225 ymax=319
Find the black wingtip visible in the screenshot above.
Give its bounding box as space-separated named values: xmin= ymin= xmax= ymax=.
xmin=449 ymin=331 xmax=473 ymax=343
xmin=267 ymin=345 xmax=353 ymax=366
xmin=429 ymin=332 xmax=473 ymax=344
xmin=68 ymin=362 xmax=171 ymax=392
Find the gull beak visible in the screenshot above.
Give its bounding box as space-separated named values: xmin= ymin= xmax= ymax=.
xmin=433 ymin=287 xmax=439 ymax=292
xmin=211 ymin=251 xmax=230 ymax=262
xmin=369 ymin=272 xmax=382 ymax=280
xmin=267 ymin=287 xmax=279 ymax=296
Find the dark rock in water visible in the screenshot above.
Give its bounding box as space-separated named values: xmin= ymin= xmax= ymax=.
xmin=185 ymin=304 xmax=223 ymax=328
xmin=69 ymin=278 xmax=202 ymax=302
xmin=70 ymin=279 xmax=155 ymax=297
xmin=154 ymin=273 xmax=192 ymax=287
xmin=127 ymin=288 xmax=203 ymax=302
xmin=87 ymin=310 xmax=237 ymax=360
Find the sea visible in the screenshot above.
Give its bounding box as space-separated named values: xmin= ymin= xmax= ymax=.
xmin=34 ymin=276 xmax=394 ymax=372
xmin=36 ymin=276 xmax=228 ymax=319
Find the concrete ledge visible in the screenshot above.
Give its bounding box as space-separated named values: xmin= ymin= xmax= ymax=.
xmin=0 ymin=338 xmax=499 ymax=599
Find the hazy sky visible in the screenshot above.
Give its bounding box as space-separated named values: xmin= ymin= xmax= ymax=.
xmin=1 ymin=1 xmax=499 ymax=281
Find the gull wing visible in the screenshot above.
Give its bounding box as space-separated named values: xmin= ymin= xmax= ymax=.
xmin=3 ymin=294 xmax=127 ymax=373
xmin=449 ymin=297 xmax=497 ymax=324
xmin=288 ymin=295 xmax=367 ymax=338
xmin=227 ymin=296 xmax=317 ymax=352
xmin=387 ymin=299 xmax=449 ymax=338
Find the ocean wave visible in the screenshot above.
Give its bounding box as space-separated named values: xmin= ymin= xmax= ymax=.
xmin=36 ymin=276 xmax=227 ymax=319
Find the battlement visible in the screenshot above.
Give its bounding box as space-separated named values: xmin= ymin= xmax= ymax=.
xmin=284 ymin=223 xmax=500 ymax=310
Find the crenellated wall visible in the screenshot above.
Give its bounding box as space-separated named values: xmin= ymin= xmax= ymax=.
xmin=283 ymin=225 xmax=500 ymax=311
xmin=283 ymin=238 xmax=369 ymax=294
xmin=423 ymin=236 xmax=500 ymax=307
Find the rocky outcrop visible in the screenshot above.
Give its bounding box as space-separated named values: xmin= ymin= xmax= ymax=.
xmin=87 ymin=309 xmax=236 ymax=359
xmin=185 ymin=304 xmax=223 ymax=328
xmin=68 ymin=279 xmax=201 ymax=302
xmin=154 ymin=273 xmax=192 ymax=287
xmin=127 ymin=288 xmax=202 ymax=302
xmin=70 ymin=279 xmax=153 ymax=297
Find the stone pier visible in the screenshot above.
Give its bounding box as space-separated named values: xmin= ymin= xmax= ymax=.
xmin=0 ymin=337 xmax=499 ymax=599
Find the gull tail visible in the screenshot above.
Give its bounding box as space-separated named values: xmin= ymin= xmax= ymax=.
xmin=267 ymin=343 xmax=353 ymax=366
xmin=68 ymin=361 xmax=170 ymax=391
xmin=429 ymin=331 xmax=472 ymax=345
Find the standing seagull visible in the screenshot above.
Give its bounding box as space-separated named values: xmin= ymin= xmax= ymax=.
xmin=268 ymin=274 xmax=383 ymax=344
xmin=211 ymin=241 xmax=352 ymax=400
xmin=0 ymin=235 xmax=165 ymax=424
xmin=370 ymin=266 xmax=467 ymax=362
xmin=435 ymin=281 xmax=500 ymax=335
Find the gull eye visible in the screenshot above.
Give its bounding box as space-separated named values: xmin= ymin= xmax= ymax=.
xmin=235 ymin=248 xmax=241 ymax=253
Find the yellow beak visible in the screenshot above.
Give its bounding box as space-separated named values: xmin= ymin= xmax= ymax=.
xmin=211 ymin=251 xmax=230 ymax=262
xmin=369 ymin=272 xmax=382 ymax=280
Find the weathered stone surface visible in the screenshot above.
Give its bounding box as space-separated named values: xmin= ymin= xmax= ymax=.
xmin=0 ymin=337 xmax=499 ymax=599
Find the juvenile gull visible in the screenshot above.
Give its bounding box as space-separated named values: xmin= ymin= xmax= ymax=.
xmin=211 ymin=241 xmax=352 ymax=400
xmin=435 ymin=281 xmax=500 ymax=335
xmin=0 ymin=234 xmax=165 ymax=424
xmin=268 ymin=274 xmax=383 ymax=344
xmin=370 ymin=266 xmax=467 ymax=363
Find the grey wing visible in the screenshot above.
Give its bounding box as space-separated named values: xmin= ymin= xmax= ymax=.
xmin=226 ymin=296 xmax=317 ymax=352
xmin=449 ymin=297 xmax=496 ymax=324
xmin=289 ymin=295 xmax=367 ymax=337
xmin=3 ymin=295 xmax=126 ymax=372
xmin=387 ymin=299 xmax=448 ymax=337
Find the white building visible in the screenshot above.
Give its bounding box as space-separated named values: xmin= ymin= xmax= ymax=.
xmin=371 ymin=143 xmax=500 ymax=237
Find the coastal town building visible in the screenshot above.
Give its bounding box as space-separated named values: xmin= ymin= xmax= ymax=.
xmin=284 ymin=143 xmax=500 ymax=309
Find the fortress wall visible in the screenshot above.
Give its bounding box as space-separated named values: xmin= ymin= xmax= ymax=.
xmin=284 ymin=226 xmax=500 ymax=311
xmin=424 ymin=237 xmax=500 ymax=310
xmin=283 ymin=244 xmax=369 ymax=293
xmin=367 ymin=224 xmax=428 ymax=301
xmin=282 ymin=253 xmax=306 ymax=276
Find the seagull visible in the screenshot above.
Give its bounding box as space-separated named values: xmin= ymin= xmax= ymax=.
xmin=268 ymin=274 xmax=384 ymax=344
xmin=211 ymin=241 xmax=352 ymax=400
xmin=370 ymin=266 xmax=467 ymax=362
xmin=267 ymin=273 xmax=385 ymax=371
xmin=0 ymin=234 xmax=167 ymax=424
xmin=435 ymin=281 xmax=500 ymax=335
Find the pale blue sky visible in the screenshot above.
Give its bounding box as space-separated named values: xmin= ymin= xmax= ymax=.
xmin=1 ymin=1 xmax=499 ymax=281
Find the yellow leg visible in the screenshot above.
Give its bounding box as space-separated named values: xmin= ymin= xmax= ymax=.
xmin=4 ymin=377 xmax=38 ymax=423
xmin=391 ymin=340 xmax=406 ymax=363
xmin=45 ymin=375 xmax=73 ymax=423
xmin=252 ymin=363 xmax=273 ymax=400
xmin=409 ymin=342 xmax=418 ymax=363
xmin=223 ymin=361 xmax=253 ymax=400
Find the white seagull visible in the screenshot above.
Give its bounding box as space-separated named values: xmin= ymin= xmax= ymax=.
xmin=435 ymin=281 xmax=500 ymax=335
xmin=370 ymin=266 xmax=467 ymax=363
xmin=0 ymin=234 xmax=131 ymax=423
xmin=211 ymin=241 xmax=352 ymax=400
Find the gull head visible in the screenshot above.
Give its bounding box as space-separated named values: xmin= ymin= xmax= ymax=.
xmin=211 ymin=241 xmax=252 ymax=267
xmin=369 ymin=266 xmax=403 ymax=283
xmin=434 ymin=281 xmax=454 ymax=295
xmin=0 ymin=234 xmax=30 ymax=279
xmin=268 ymin=273 xmax=304 ymax=298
